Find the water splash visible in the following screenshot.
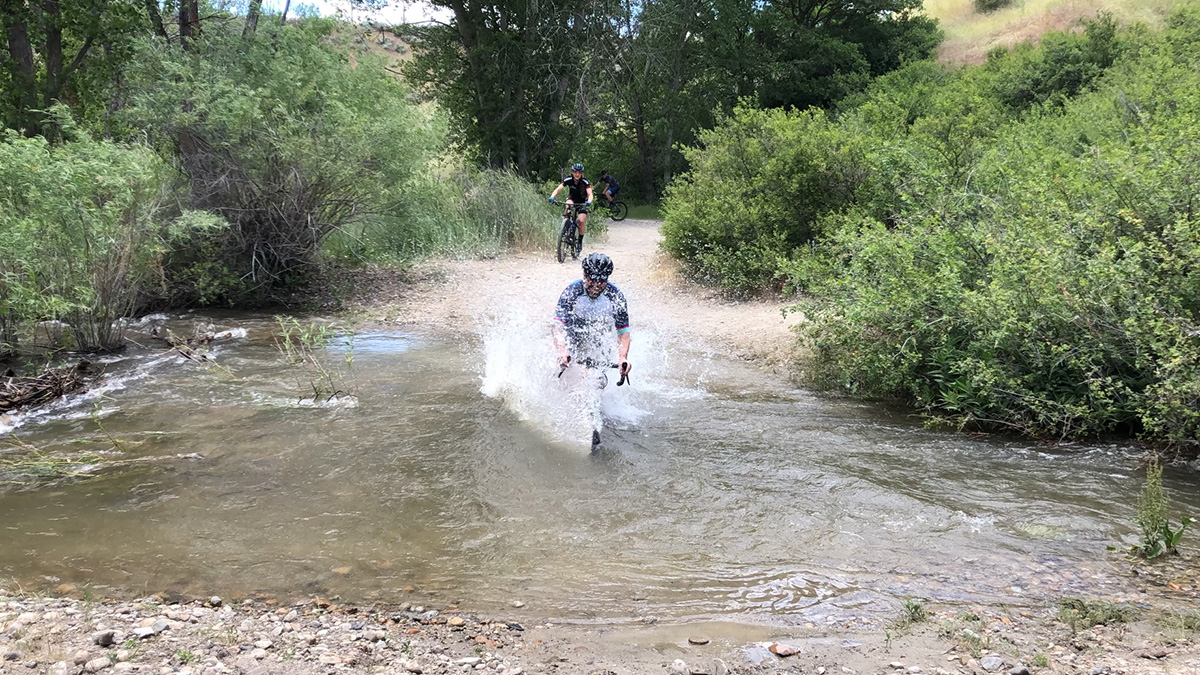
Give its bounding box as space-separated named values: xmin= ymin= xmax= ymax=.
xmin=478 ymin=308 xmax=656 ymax=448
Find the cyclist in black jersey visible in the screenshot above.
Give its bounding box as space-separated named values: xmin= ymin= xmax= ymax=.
xmin=598 ymin=170 xmax=620 ymax=208
xmin=548 ymin=163 xmax=594 ymax=255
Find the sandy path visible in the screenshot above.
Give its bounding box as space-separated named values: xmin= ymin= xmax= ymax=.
xmin=350 ymin=219 xmax=801 ymax=368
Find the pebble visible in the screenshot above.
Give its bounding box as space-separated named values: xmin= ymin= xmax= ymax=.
xmin=981 ymin=656 xmax=1005 ymax=672
xmin=209 ymin=597 xmax=222 ymax=607
xmin=283 ymin=610 xmax=299 ymax=622
xmin=253 ymin=640 xmax=272 ymax=649
xmin=250 ymin=648 xmax=268 ymax=660
xmin=671 ymin=659 xmax=690 ymax=675
xmin=404 ymin=659 xmax=424 ymax=673
xmin=769 ymin=643 xmax=800 ymax=657
xmin=688 ymin=636 xmax=710 ymax=645
xmin=74 ymin=650 xmax=92 ymax=665
xmin=1010 ymin=667 xmax=1030 ymax=675
xmin=92 ymin=629 xmax=117 ymax=646
xmin=50 ymin=663 xmax=71 ymax=675
xmin=84 ymin=657 xmax=112 ymax=672
xmin=511 ymin=601 xmax=525 ymax=608
xmin=131 ymin=627 xmax=155 ymax=639
xmin=113 ymin=664 xmax=135 ymax=673
xmin=455 ymin=658 xmax=483 ymax=666
xmin=448 ymin=617 xmax=466 ymax=627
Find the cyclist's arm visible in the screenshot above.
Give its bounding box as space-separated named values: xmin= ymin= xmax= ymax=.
xmin=586 ymin=185 xmax=594 ymax=203
xmin=618 ymin=330 xmax=630 ymax=363
xmin=549 ymin=184 xmax=563 ymax=200
xmin=552 ymin=322 xmax=570 ymax=364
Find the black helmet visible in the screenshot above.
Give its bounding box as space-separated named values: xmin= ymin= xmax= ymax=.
xmin=571 ymin=162 xmax=584 ymax=172
xmin=582 ymin=252 xmax=613 ymax=282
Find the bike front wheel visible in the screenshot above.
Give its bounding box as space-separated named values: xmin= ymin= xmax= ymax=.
xmin=557 ymin=219 xmax=574 ymax=263
xmin=609 ymin=201 xmax=628 ymax=221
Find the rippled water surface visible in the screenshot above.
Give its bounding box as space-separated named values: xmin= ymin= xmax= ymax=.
xmin=1 ymin=313 xmax=1197 ymax=624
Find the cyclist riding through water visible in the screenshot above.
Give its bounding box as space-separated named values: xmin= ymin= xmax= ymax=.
xmin=548 ymin=163 xmax=594 ymax=255
xmin=552 ymin=253 xmax=632 ymax=448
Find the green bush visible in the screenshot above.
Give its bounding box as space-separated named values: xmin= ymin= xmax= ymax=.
xmin=785 ymin=9 xmax=1200 ymax=446
xmin=973 ymin=0 xmax=1013 ymax=13
xmin=0 ymin=119 xmax=223 ymax=352
xmin=119 ymin=18 xmax=440 ymax=303
xmin=661 ymin=105 xmax=877 ymax=295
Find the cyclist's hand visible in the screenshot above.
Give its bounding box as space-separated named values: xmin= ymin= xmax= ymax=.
xmin=558 ymin=352 xmax=572 ymax=369
xmin=585 ymin=200 xmax=592 ymax=206
xmin=619 ymin=360 xmax=631 ymax=375
xmin=548 ymin=196 xmax=554 ymax=203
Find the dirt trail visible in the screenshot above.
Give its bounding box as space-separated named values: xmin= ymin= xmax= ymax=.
xmin=352 ymin=219 xmax=801 ymax=368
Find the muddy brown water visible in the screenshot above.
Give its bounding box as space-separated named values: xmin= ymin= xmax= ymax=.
xmin=1 ymin=312 xmax=1197 ymax=627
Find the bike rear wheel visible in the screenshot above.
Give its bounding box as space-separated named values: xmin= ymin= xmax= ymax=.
xmin=556 ymin=219 xmax=575 ymax=263
xmin=609 ymin=201 xmax=628 ymax=221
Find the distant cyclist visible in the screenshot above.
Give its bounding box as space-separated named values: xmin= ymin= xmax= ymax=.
xmin=598 ymin=170 xmax=620 ymax=208
xmin=548 ymin=163 xmax=594 ymax=255
xmin=552 ymin=252 xmax=632 ymax=383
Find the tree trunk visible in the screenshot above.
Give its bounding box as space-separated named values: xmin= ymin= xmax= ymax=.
xmin=279 ymin=0 xmax=291 ymax=25
xmin=144 ymin=0 xmax=167 ymax=38
xmin=243 ymin=0 xmax=262 ymax=36
xmin=1 ymin=0 xmax=38 ymax=135
xmin=178 ymin=0 xmax=194 ymax=50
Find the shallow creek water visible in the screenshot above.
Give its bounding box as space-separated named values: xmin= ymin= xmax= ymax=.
xmin=1 ymin=313 xmax=1197 ymax=626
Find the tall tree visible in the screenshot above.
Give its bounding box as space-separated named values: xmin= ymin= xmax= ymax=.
xmin=0 ymin=0 xmax=145 ymax=135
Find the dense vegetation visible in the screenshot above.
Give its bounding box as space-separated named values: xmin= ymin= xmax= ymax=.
xmin=663 ymin=9 xmax=1200 ymax=448
xmin=402 ymin=0 xmax=940 ymax=201
xmin=0 ymin=5 xmax=555 ymax=354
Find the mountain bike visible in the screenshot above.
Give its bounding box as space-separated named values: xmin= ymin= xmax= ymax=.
xmin=552 ymin=200 xmax=586 ymax=263
xmin=596 ymin=199 xmax=628 ymax=221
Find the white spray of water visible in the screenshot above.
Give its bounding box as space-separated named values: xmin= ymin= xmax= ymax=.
xmin=478 ymin=306 xmax=663 ymax=448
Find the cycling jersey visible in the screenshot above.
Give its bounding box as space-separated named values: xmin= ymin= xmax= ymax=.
xmin=600 ymin=175 xmax=619 ymax=193
xmin=553 ymin=280 xmax=630 ymax=366
xmin=562 ymin=177 xmax=591 ymax=204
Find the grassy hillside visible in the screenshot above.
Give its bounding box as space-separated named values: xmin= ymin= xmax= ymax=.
xmin=926 ymin=0 xmax=1184 ymax=62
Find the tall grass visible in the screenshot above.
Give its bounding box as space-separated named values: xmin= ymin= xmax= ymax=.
xmin=329 ymin=162 xmax=559 ymax=264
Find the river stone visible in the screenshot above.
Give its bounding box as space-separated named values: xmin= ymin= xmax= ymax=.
xmin=769 ymin=643 xmax=800 ymax=657
xmin=73 ymin=649 xmax=92 ymax=664
xmin=250 ymin=648 xmax=268 ymax=660
xmin=447 ymin=617 xmax=466 ymax=627
xmin=404 ymin=659 xmax=423 ymax=673
xmin=50 ymin=662 xmax=71 ymax=675
xmin=113 ymin=664 xmax=135 ymax=674
xmin=132 ymin=627 xmax=155 ymax=639
xmin=455 ymin=657 xmax=482 ymax=666
xmin=92 ymin=629 xmax=117 ymax=647
xmin=1010 ymin=667 xmax=1031 ymax=675
xmin=688 ymin=636 xmax=710 ymax=645
xmin=253 ymin=640 xmax=272 ymax=650
xmin=366 ymin=630 xmax=387 ymax=642
xmin=671 ymin=659 xmax=690 ymax=675
xmin=84 ymin=657 xmax=111 ymax=672
xmin=981 ymin=656 xmax=1005 ymax=672
xmin=284 ymin=610 xmax=299 ymax=622
xmin=209 ymin=596 xmax=222 ymax=607
xmin=511 ymin=601 xmax=525 ymax=608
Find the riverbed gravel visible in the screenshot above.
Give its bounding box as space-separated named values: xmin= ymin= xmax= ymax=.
xmin=1 ymin=588 xmax=1196 ymax=675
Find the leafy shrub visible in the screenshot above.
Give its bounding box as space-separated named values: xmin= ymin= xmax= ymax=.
xmin=0 ymin=119 xmax=223 ymax=351
xmin=1057 ymin=597 xmax=1138 ymax=630
xmin=661 ymin=105 xmax=877 ymax=294
xmin=1134 ymin=457 xmax=1194 ymax=558
xmin=973 ymin=0 xmax=1013 ymax=13
xmin=986 ymin=15 xmax=1124 ymax=113
xmin=120 ymin=18 xmax=440 ymax=304
xmin=772 ymin=8 xmax=1200 ymax=447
